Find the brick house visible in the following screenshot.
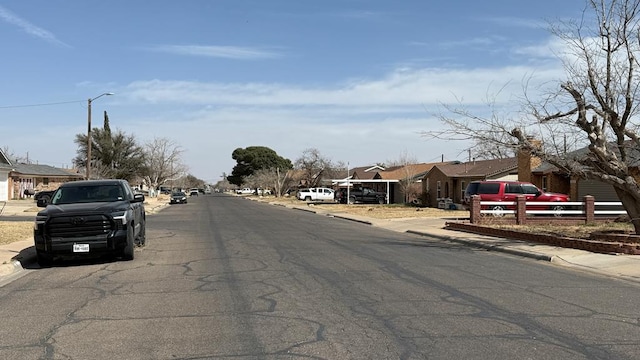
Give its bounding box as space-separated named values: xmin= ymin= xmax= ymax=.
xmin=379 ymin=162 xmax=451 ymax=204
xmin=422 ymin=158 xmax=519 ymax=207
xmin=522 ymin=145 xmax=630 ymax=202
xmin=1 ymin=154 xmax=84 ymax=200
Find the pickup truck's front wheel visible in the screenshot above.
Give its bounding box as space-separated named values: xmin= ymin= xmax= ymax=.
xmin=348 ymin=196 xmax=356 ymax=204
xmin=122 ymin=226 xmax=135 ymax=261
xmin=377 ymin=197 xmax=385 ymax=204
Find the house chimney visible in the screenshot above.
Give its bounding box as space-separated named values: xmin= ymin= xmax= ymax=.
xmin=517 ymin=137 xmax=542 ymax=182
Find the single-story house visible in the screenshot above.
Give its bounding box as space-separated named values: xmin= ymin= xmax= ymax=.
xmin=0 ymin=149 xmax=84 ymax=201
xmin=422 ymin=158 xmax=519 ymax=207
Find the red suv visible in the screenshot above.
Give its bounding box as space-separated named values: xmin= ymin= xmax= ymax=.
xmin=463 ymin=180 xmax=569 ymax=216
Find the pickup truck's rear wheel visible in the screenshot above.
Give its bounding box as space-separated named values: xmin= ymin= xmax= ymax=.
xmin=36 ymin=250 xmax=53 ymax=267
xmin=378 ymin=197 xmax=385 ymax=204
xmin=122 ymin=226 xmax=135 ymax=261
xmin=348 ymin=196 xmax=356 ymax=205
xmin=304 ymin=196 xmax=311 ymax=201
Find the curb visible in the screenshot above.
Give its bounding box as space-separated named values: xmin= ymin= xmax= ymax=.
xmin=0 ymin=259 xmax=25 ymax=278
xmin=406 ymin=230 xmax=554 ymax=261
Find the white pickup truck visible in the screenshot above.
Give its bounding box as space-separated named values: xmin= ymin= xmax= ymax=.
xmin=297 ymin=187 xmax=335 ymax=202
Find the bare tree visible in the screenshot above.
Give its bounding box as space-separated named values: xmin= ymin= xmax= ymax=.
xmin=294 ymin=148 xmax=342 ymax=187
xmin=387 ymin=151 xmax=420 ymax=203
xmin=140 ymin=137 xmax=187 ymax=195
xmin=250 ymin=167 xmax=294 ymax=197
xmin=424 ymin=0 xmax=640 ymax=232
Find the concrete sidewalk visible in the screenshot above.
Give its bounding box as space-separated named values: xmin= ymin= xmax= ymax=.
xmin=1 ymin=199 xmax=640 ymax=285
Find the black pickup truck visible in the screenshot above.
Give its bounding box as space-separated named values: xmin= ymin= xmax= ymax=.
xmin=33 ymin=179 xmax=146 ymax=266
xmin=335 ymin=187 xmax=387 ymax=204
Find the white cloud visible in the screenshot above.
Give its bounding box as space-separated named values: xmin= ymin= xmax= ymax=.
xmin=121 ymin=64 xmax=563 ymax=114
xmin=0 ymin=5 xmax=69 ymax=47
xmin=145 ymin=44 xmax=283 ymax=59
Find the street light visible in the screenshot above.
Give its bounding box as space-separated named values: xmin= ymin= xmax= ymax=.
xmin=86 ymin=92 xmax=114 ymax=180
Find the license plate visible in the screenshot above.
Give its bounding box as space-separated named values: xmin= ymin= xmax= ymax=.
xmin=73 ymin=244 xmax=90 ymax=253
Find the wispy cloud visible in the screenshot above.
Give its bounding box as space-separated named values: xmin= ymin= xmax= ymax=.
xmin=482 ymin=16 xmax=546 ymax=30
xmin=146 ymin=45 xmax=283 ymax=60
xmin=337 ymin=10 xmax=380 ymax=20
xmin=124 ymin=63 xmax=563 ymax=110
xmin=0 ymin=5 xmax=69 ymax=47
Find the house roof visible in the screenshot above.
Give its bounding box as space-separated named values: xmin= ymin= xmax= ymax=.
xmin=379 ymin=162 xmax=450 ymax=180
xmin=10 ymin=163 xmax=84 ymax=178
xmin=430 ymin=157 xmax=518 ymax=178
xmin=531 ymin=141 xmax=640 ymax=175
xmin=0 ymin=148 xmax=12 ymax=170
xmin=350 ymin=165 xmax=385 ymax=180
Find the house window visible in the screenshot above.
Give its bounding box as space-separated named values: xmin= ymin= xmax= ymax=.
xmin=43 ymin=178 xmax=49 ymax=186
xmin=542 ymin=176 xmax=548 ymax=192
xmin=425 ymin=179 xmax=429 ymax=192
xmin=436 ymin=181 xmax=441 ymax=199
xmin=460 ymin=181 xmax=465 ymax=200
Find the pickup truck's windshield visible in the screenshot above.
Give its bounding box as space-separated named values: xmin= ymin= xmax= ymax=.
xmin=51 ymin=185 xmax=125 ymax=205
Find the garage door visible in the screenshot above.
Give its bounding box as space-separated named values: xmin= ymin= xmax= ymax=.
xmin=0 ymin=170 xmax=8 ymax=201
xmin=577 ymin=179 xmax=618 ymax=201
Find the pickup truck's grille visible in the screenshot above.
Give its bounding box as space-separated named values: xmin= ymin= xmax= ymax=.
xmin=47 ymin=215 xmax=113 ymax=238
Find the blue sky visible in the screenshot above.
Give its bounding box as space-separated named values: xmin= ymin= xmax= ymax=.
xmin=0 ymin=0 xmax=585 ymax=183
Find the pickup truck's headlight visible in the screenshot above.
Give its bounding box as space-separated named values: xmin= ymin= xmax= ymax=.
xmin=34 ymin=215 xmax=47 ymax=230
xmin=111 ymin=211 xmax=127 ymax=225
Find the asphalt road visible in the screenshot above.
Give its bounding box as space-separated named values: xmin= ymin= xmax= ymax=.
xmin=0 ymin=194 xmax=639 ymax=359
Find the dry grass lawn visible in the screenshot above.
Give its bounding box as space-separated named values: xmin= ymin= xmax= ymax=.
xmin=0 ymin=222 xmax=33 ymax=245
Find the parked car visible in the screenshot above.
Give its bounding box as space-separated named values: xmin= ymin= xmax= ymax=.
xmin=463 ymin=180 xmax=569 ymax=216
xmin=33 ymin=179 xmax=146 ymax=266
xmin=34 ymin=190 xmax=56 ymax=203
xmin=170 ymin=191 xmax=188 ymax=204
xmin=236 ymin=188 xmax=253 ymax=194
xmin=335 ymin=187 xmax=386 ymax=204
xmin=189 ymin=188 xmax=199 ymax=196
xmin=297 ymin=187 xmax=335 ymax=201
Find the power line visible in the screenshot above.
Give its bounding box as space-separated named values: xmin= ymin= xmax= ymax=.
xmin=0 ymin=99 xmax=84 ymax=109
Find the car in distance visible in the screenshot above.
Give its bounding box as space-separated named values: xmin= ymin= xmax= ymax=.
xmin=33 ymin=179 xmax=146 ymax=266
xmin=236 ymin=188 xmax=253 ymax=195
xmin=463 ymin=180 xmax=569 ymax=216
xmin=189 ymin=188 xmax=199 ymax=197
xmin=335 ymin=187 xmax=386 ymax=204
xmin=34 ymin=189 xmax=56 ymax=203
xmin=297 ymin=187 xmax=335 ymax=201
xmin=170 ymin=191 xmax=188 ymax=204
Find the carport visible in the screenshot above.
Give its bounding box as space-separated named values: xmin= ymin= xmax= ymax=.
xmin=330 ymin=178 xmax=398 ymax=204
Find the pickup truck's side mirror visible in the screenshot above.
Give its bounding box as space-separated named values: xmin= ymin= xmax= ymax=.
xmin=132 ymin=194 xmax=145 ymax=203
